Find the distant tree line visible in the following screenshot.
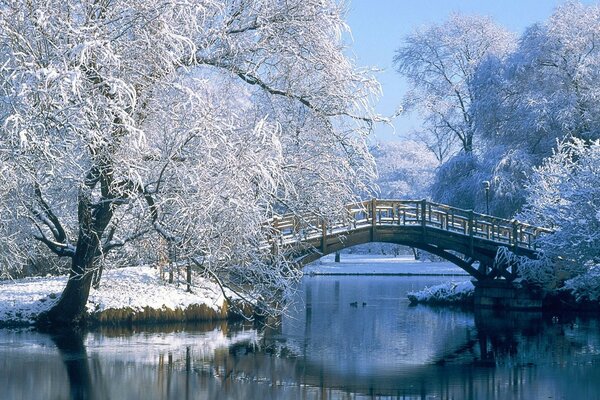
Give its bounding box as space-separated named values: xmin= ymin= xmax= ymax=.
xmin=394 ymin=1 xmax=600 ymax=292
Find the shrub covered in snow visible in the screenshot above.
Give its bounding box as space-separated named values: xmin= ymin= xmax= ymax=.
xmin=494 ymin=246 xmax=556 ymax=289
xmin=521 ymin=139 xmax=600 ymax=273
xmin=563 ymin=267 xmax=600 ymax=303
xmin=407 ymin=281 xmax=474 ymax=305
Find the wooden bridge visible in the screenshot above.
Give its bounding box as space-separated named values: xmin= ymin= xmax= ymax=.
xmin=271 ymin=199 xmax=551 ymax=281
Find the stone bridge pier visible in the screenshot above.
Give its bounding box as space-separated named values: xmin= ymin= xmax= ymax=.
xmin=473 ymin=280 xmax=543 ymax=310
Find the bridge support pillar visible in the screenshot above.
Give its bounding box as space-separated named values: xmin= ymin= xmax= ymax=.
xmin=473 ymin=280 xmax=542 ymax=310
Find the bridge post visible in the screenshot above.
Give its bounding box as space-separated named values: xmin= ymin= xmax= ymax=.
xmin=271 ymin=217 xmax=279 ymax=256
xmin=371 ymin=198 xmax=377 ymax=241
xmin=474 ymin=280 xmax=542 ymax=309
xmin=468 ymin=210 xmax=474 ymax=256
xmin=421 ymin=199 xmax=427 ymax=238
xmin=512 ymin=220 xmax=519 ymax=252
xmin=321 ymin=220 xmax=327 ymax=254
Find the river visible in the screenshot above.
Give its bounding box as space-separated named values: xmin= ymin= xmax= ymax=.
xmin=2 ymin=271 xmax=600 ymax=399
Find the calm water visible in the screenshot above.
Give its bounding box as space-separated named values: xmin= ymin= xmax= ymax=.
xmin=3 ymin=275 xmax=600 ymax=399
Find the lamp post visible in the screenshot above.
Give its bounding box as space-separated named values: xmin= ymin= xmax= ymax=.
xmin=482 ymin=180 xmax=490 ymax=215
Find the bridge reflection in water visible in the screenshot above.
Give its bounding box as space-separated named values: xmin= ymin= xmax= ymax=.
xmin=3 ymin=276 xmax=600 ymax=399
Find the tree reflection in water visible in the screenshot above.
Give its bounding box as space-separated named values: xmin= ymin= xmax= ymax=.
xmin=3 ymin=277 xmax=600 ymax=399
xmin=50 ymin=329 xmax=107 ymax=400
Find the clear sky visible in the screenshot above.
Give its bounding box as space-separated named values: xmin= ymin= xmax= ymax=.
xmin=344 ymin=0 xmax=589 ymax=142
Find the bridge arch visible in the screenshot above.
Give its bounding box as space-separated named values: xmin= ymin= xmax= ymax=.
xmin=275 ymin=199 xmax=550 ymax=281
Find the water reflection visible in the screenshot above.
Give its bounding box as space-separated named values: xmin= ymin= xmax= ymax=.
xmin=2 ymin=276 xmax=600 ymax=399
xmin=51 ymin=329 xmax=99 ymax=400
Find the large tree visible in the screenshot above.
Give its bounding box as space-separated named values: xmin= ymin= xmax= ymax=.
xmin=394 ymin=14 xmax=515 ymax=155
xmin=470 ymin=1 xmax=600 ymax=217
xmin=518 ymin=138 xmax=600 ymax=292
xmin=474 ymin=1 xmax=600 ymax=153
xmin=0 ymin=0 xmax=378 ymax=325
xmin=370 ymin=140 xmax=437 ymax=200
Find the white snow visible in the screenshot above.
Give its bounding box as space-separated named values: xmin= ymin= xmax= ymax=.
xmin=0 ymin=266 xmax=227 ymax=326
xmin=0 ymin=275 xmax=66 ymax=325
xmin=86 ymin=266 xmax=226 ymax=314
xmin=407 ymin=280 xmax=474 ymax=304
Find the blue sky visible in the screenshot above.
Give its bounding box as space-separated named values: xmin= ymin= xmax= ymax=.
xmin=344 ymin=0 xmax=585 ymax=141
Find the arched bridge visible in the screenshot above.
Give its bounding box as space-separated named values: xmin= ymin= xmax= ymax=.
xmin=271 ymin=199 xmax=551 ymax=281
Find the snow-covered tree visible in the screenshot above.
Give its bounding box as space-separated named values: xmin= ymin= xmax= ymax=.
xmin=475 ymin=1 xmax=600 ymax=152
xmin=520 ymin=139 xmax=600 ymax=274
xmin=421 ymin=3 xmax=600 ymax=218
xmin=429 ymin=152 xmax=482 ymax=211
xmin=394 ymin=14 xmax=515 ymax=155
xmin=370 ymin=140 xmax=437 ymax=200
xmin=0 ymin=0 xmax=378 ymax=325
xmin=469 ymin=1 xmax=600 ymax=217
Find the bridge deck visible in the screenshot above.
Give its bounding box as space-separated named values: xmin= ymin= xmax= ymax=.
xmin=273 ymin=199 xmax=550 ymax=249
xmin=269 ymin=199 xmax=551 ymax=280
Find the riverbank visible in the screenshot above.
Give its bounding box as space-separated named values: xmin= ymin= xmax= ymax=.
xmin=408 ymin=279 xmax=600 ymax=312
xmin=0 ymin=266 xmax=231 ymax=328
xmin=407 ymin=280 xmax=475 ymax=305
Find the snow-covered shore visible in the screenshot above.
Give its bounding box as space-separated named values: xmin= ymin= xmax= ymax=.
xmin=0 ymin=266 xmax=229 ymax=327
xmin=407 ymin=281 xmax=475 ymax=305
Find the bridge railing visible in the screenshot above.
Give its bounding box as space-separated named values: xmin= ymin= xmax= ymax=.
xmin=270 ymin=199 xmax=552 ymax=251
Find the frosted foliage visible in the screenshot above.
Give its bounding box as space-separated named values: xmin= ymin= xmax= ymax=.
xmin=429 ymin=146 xmax=534 ymax=218
xmin=395 ymin=14 xmax=515 ymax=155
xmin=0 ymin=165 xmax=22 ymax=278
xmin=521 ymin=139 xmax=600 ymax=282
xmin=0 ymin=0 xmax=379 ymax=316
xmin=370 ymin=140 xmax=437 ymax=200
xmin=472 ymin=1 xmax=600 ymax=197
xmin=564 ymin=268 xmax=600 ymax=302
xmin=495 ymin=247 xmax=556 ymax=289
xmin=430 ymin=152 xmax=483 ymax=211
xmin=431 ymin=2 xmax=600 ymax=218
xmin=407 ymin=281 xmax=474 ymax=304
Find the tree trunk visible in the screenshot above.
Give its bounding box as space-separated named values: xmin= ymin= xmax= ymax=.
xmin=37 ymin=237 xmax=100 ymax=326
xmin=37 ymin=186 xmax=112 ymax=327
xmin=464 ymin=133 xmax=473 ymax=154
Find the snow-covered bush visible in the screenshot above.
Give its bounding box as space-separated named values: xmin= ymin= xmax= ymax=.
xmin=430 ymin=152 xmax=484 ymax=211
xmin=520 ymin=139 xmax=600 ymax=282
xmin=407 ymin=281 xmax=474 ymax=305
xmin=494 ymin=247 xmax=556 ymax=289
xmin=563 ymin=268 xmax=600 ymax=303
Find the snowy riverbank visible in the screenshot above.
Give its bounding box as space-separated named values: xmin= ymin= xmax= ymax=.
xmin=407 ymin=281 xmax=475 ymax=305
xmin=1 ymin=256 xmax=468 ymax=327
xmin=0 ymin=266 xmax=229 ymax=327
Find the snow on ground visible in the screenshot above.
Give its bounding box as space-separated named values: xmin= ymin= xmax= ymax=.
xmin=407 ymin=280 xmax=474 ymax=304
xmin=0 ymin=275 xmax=66 ymax=325
xmin=0 ymin=266 xmax=227 ymax=326
xmin=87 ymin=266 xmax=226 ymax=314
xmin=305 ymin=254 xmax=469 ymax=275
xmin=0 ymin=256 xmax=467 ymax=325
